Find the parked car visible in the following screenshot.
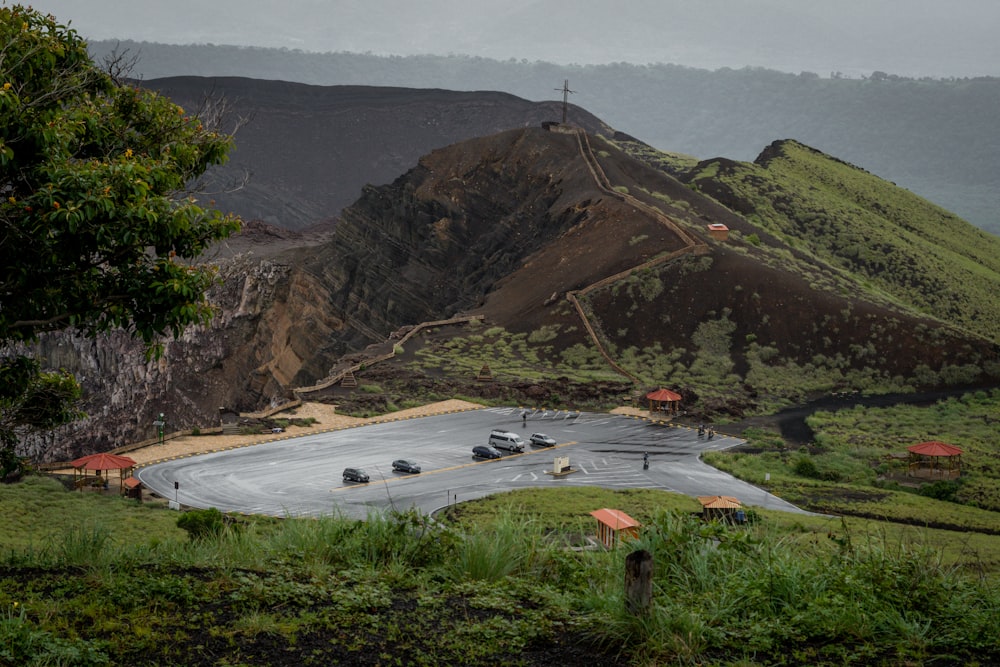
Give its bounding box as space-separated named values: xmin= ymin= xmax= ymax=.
xmin=472 ymin=444 xmax=503 ymax=460
xmin=488 ymin=429 xmax=525 ymax=452
xmin=530 ymin=433 xmax=557 ymax=447
xmin=391 ymin=459 xmax=421 ymax=474
xmin=343 ymin=467 xmax=370 ymax=483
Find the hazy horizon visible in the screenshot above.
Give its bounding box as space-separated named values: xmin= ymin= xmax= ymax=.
xmin=23 ymin=0 xmax=1000 ymax=79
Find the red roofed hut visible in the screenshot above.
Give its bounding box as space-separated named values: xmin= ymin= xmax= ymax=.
xmin=71 ymin=452 xmax=136 ymax=491
xmin=907 ymin=441 xmax=962 ymax=479
xmin=646 ymin=388 xmax=681 ymax=415
xmin=590 ymin=508 xmax=641 ymax=549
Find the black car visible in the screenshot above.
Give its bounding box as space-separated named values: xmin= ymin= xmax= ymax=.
xmin=472 ymin=445 xmax=503 ymax=460
xmin=343 ymin=467 xmax=370 ymax=483
xmin=529 ymin=433 xmax=557 ymax=447
xmin=391 ymin=459 xmax=421 ymax=474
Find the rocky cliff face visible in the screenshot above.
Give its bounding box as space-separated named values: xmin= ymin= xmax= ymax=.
xmin=21 ymin=244 xmax=345 ymax=462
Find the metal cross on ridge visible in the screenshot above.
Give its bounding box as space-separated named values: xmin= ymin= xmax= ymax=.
xmin=555 ymin=79 xmax=575 ymax=124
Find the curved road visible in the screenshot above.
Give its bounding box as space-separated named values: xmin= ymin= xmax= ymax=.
xmin=137 ymin=407 xmax=809 ymax=519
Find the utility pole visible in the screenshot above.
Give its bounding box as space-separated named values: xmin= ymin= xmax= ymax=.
xmin=555 ymin=79 xmax=574 ymax=124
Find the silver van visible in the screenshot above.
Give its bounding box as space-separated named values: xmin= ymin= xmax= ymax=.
xmin=488 ymin=429 xmax=525 ymax=453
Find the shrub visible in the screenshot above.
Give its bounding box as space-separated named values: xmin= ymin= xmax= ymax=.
xmin=793 ymin=456 xmax=821 ymax=479
xmin=177 ymin=508 xmax=225 ymax=541
xmin=918 ymin=480 xmax=961 ymax=503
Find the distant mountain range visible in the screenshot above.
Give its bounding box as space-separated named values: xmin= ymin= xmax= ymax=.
xmin=92 ymin=41 xmax=1000 ymax=237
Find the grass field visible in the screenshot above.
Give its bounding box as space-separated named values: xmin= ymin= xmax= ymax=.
xmin=4 ymin=478 xmax=1000 ymax=665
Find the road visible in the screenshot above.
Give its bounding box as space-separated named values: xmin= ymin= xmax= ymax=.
xmin=137 ymin=406 xmax=809 ymax=519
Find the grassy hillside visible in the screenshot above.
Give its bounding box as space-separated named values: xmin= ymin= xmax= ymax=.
xmin=684 ymin=140 xmax=1000 ymax=343
xmin=706 ymin=389 xmax=1000 ymax=520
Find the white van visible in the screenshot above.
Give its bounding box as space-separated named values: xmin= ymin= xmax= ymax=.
xmin=489 ymin=429 xmax=525 ymax=453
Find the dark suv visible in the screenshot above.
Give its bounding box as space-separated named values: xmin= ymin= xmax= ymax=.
xmin=391 ymin=459 xmax=421 ymax=474
xmin=472 ymin=445 xmax=502 ymax=460
xmin=343 ymin=467 xmax=370 ymax=483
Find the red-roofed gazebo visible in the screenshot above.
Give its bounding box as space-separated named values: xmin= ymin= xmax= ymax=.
xmin=646 ymin=388 xmax=682 ymax=415
xmin=907 ymin=441 xmax=962 ymax=479
xmin=71 ymin=453 xmax=136 ymax=491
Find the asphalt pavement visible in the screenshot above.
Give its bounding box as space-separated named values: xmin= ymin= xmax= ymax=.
xmin=136 ymin=406 xmax=811 ymax=519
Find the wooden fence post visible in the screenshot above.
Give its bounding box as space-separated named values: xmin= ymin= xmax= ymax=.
xmin=625 ymin=549 xmax=653 ymax=615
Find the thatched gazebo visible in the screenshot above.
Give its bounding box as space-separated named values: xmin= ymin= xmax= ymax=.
xmin=698 ymin=495 xmax=746 ymax=523
xmin=907 ymin=441 xmax=962 ymax=479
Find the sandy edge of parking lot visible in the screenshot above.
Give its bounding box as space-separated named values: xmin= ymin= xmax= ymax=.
xmin=54 ymin=401 xmax=645 ymax=479
xmin=131 ymin=399 xmax=492 ymax=466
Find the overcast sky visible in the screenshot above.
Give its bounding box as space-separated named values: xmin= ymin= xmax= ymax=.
xmin=24 ymin=0 xmax=1000 ymax=78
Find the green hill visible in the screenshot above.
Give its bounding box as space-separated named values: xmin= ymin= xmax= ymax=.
xmin=679 ymin=139 xmax=1000 ymax=343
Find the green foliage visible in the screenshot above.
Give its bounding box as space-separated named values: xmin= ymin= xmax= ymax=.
xmin=4 ymin=481 xmax=1000 ymax=664
xmin=526 ymin=324 xmax=559 ymax=343
xmin=685 ymin=141 xmax=1000 ymax=345
xmin=793 ymin=456 xmax=821 ymax=479
xmin=176 ymin=507 xmax=225 ymax=541
xmin=0 ymin=602 xmax=110 ymax=667
xmin=0 ymin=7 xmax=239 ymax=474
xmin=0 ymin=357 xmax=83 ymax=477
xmin=917 ymin=479 xmax=961 ymax=502
xmin=0 ymin=7 xmax=239 ymax=345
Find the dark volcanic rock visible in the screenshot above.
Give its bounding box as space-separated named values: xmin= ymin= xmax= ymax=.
xmin=143 ymin=77 xmax=612 ymax=230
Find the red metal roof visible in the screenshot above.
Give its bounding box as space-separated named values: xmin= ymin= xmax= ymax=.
xmin=70 ymin=452 xmax=137 ymax=471
xmin=646 ymin=388 xmax=682 ymax=401
xmin=907 ymin=441 xmax=963 ymax=457
xmin=589 ymin=508 xmax=640 ymax=530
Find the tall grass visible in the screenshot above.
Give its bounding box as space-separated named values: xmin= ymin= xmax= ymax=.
xmin=5 ymin=479 xmax=1000 ymax=664
xmin=445 ymin=512 xmax=554 ymax=582
xmin=580 ymin=510 xmax=1000 ymax=665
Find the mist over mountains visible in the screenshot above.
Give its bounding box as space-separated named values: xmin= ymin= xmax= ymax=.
xmin=91 ymin=41 xmax=1000 ymax=236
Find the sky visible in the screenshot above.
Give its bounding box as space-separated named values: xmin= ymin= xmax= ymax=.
xmin=20 ymin=0 xmax=1000 ymax=78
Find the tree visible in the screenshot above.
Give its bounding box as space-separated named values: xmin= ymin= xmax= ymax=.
xmin=0 ymin=6 xmax=240 ymax=477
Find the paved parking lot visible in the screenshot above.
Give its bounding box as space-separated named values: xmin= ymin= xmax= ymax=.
xmin=137 ymin=406 xmax=809 ymax=519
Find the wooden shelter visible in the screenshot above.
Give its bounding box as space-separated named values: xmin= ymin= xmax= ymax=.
xmin=590 ymin=508 xmax=641 ymax=549
xmin=907 ymin=441 xmax=962 ymax=479
xmin=646 ymin=388 xmax=681 ymax=415
xmin=698 ymin=495 xmax=746 ymax=523
xmin=123 ymin=476 xmax=143 ymax=500
xmin=70 ymin=452 xmax=136 ymax=491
